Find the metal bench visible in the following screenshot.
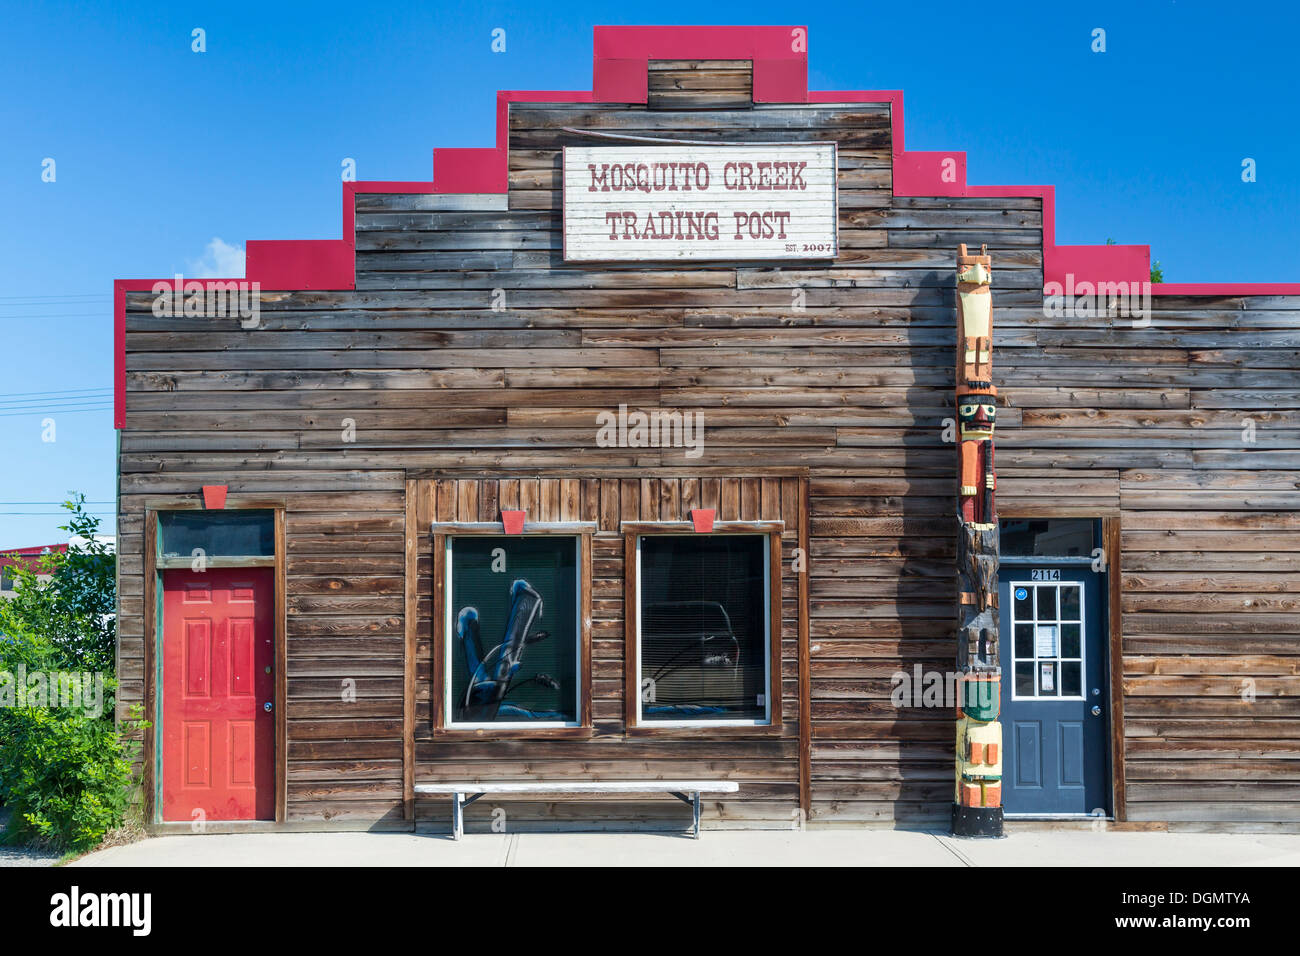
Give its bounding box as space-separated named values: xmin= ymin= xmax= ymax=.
xmin=414 ymin=780 xmax=740 ymax=840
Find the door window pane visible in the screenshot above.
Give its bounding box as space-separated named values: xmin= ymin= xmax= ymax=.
xmin=1014 ymin=623 xmax=1034 ymax=659
xmin=638 ymin=535 xmax=768 ymax=723
xmin=1061 ymin=623 xmax=1082 ymax=658
xmin=1013 ymin=586 xmax=1032 ymax=619
xmin=1060 ymin=585 xmax=1082 ymax=620
xmin=1061 ymin=661 xmax=1082 ymax=697
xmin=447 ymin=536 xmax=579 ymax=725
xmin=1014 ymin=662 xmax=1035 ymax=697
xmin=1036 ymin=586 xmax=1057 ymax=621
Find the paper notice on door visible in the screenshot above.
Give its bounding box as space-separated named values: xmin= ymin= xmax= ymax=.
xmin=1035 ymin=624 xmax=1059 ymax=657
xmin=1040 ymin=662 xmax=1055 ymax=692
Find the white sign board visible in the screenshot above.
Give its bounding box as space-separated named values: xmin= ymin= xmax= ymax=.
xmin=563 ymin=144 xmax=837 ymax=261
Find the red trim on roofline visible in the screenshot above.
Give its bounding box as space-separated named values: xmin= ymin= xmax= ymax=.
xmin=112 ymin=24 xmax=1300 ymax=429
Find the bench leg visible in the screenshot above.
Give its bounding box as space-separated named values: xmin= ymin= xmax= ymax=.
xmin=452 ymin=792 xmax=463 ymax=841
xmin=670 ymin=791 xmax=701 ymax=838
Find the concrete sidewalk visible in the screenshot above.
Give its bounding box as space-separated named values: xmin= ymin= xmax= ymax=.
xmin=70 ymin=828 xmax=1300 ymax=867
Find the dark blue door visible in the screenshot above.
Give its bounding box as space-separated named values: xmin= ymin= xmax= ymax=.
xmin=999 ymin=565 xmax=1108 ymax=815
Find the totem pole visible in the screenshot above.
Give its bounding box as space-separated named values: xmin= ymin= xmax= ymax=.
xmin=952 ymin=243 xmax=1003 ymax=838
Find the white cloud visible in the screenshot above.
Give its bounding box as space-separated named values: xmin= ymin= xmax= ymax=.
xmin=187 ymin=237 xmax=246 ymax=278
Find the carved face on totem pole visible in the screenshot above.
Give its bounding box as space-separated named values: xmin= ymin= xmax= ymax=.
xmin=957 ymin=392 xmax=996 ymax=441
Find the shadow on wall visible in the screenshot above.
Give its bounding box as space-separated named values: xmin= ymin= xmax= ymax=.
xmin=891 ymin=273 xmax=963 ymax=823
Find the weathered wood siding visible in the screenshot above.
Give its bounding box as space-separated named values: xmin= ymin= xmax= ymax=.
xmin=117 ymin=58 xmax=1300 ymax=829
xmin=647 ymin=59 xmax=753 ymax=110
xmin=1107 ymin=298 xmax=1300 ymax=825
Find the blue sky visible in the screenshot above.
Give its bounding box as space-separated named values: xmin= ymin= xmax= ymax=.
xmin=1 ymin=0 xmax=1296 ymax=546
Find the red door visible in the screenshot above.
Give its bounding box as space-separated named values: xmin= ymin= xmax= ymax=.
xmin=162 ymin=567 xmax=275 ymax=821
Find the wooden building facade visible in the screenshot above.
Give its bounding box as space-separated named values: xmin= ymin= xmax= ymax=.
xmin=114 ymin=26 xmax=1300 ymax=833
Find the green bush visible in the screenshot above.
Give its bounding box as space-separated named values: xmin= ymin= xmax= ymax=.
xmin=0 ymin=707 xmax=137 ymax=851
xmin=0 ymin=495 xmax=145 ymax=852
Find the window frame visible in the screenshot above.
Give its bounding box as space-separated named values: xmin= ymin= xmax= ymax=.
xmin=1007 ymin=579 xmax=1087 ymax=702
xmin=622 ymin=520 xmax=784 ymax=735
xmin=156 ymin=509 xmax=277 ymax=566
xmin=431 ymin=522 xmax=593 ymax=738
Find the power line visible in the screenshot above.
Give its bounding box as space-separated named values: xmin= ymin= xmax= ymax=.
xmin=0 ymin=407 xmax=111 ymax=418
xmin=0 ymin=392 xmax=114 ymax=410
xmin=0 ymin=390 xmax=112 ymax=397
xmin=0 ymin=400 xmax=113 ymax=410
xmin=0 ymin=313 xmax=110 ymax=320
xmin=0 ymin=398 xmax=112 ymax=406
xmin=0 ymin=399 xmax=112 ymax=407
xmin=0 ymin=293 xmax=108 ymax=301
xmin=0 ymin=386 xmax=111 ymax=398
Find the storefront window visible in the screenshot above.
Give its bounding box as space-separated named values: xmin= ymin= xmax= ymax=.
xmin=636 ymin=534 xmax=770 ymax=724
xmin=445 ymin=536 xmax=579 ymax=726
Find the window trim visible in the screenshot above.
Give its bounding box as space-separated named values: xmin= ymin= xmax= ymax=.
xmin=431 ymin=522 xmax=594 ymax=739
xmin=622 ymin=520 xmax=784 ymax=736
xmin=1007 ymin=579 xmax=1087 ymax=702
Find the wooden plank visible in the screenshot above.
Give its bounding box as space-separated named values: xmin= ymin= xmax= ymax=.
xmin=275 ymin=506 xmax=288 ymax=824
xmin=519 ymin=478 xmax=541 ymax=520
xmin=798 ymin=478 xmax=812 ymax=821
xmin=600 ymin=478 xmax=620 ymax=532
xmin=541 ymin=478 xmax=561 ymax=522
xmin=456 ymin=479 xmax=478 ymax=523
xmin=561 ymin=478 xmax=581 ymax=522
xmin=581 ymin=533 xmax=594 ymax=729
xmin=623 ymin=531 xmax=638 ymax=730
xmin=403 ymin=480 xmax=418 ymax=820
xmin=1104 ymin=517 xmax=1126 ymax=822
xmin=431 ymin=534 xmax=447 ymax=732
xmin=478 ymin=479 xmax=499 ymax=523
xmin=415 ymin=781 xmax=739 ymax=793
xmin=142 ymin=510 xmax=157 ymax=822
xmin=620 ymin=478 xmax=640 ymax=524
